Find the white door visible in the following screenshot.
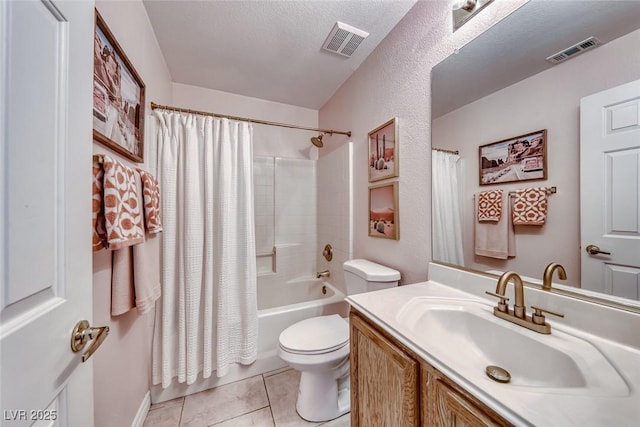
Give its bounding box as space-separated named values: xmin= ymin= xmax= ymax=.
xmin=580 ymin=79 xmax=640 ymax=299
xmin=1 ymin=0 xmax=96 ymax=425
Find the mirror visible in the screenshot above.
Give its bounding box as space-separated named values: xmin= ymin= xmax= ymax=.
xmin=431 ymin=0 xmax=640 ymax=308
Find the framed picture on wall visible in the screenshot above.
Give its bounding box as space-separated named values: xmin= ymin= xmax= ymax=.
xmin=368 ymin=117 xmax=398 ymax=182
xmin=479 ymin=129 xmax=547 ymax=185
xmin=93 ymin=9 xmax=146 ymax=163
xmin=369 ymin=182 xmax=399 ymax=240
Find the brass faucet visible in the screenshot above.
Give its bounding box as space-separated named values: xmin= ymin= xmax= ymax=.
xmin=542 ymin=263 xmax=567 ymax=291
xmin=317 ymin=270 xmax=330 ymax=279
xmin=485 ymin=271 xmax=564 ymax=334
xmin=495 ymin=271 xmax=526 ymax=318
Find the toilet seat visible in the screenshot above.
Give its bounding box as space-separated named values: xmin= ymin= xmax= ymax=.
xmin=279 ymin=314 xmax=349 ymax=355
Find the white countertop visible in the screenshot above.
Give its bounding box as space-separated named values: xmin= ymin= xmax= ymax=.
xmin=346 ymin=275 xmax=640 ymax=427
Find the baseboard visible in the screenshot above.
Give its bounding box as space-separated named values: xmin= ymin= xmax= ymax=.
xmin=131 ymin=390 xmax=151 ymax=427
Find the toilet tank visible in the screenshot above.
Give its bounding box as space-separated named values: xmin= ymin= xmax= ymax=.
xmin=343 ymin=259 xmax=400 ymax=295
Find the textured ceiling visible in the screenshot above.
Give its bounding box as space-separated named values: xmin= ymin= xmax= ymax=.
xmin=143 ymin=0 xmax=418 ymax=109
xmin=432 ymin=0 xmax=640 ymax=118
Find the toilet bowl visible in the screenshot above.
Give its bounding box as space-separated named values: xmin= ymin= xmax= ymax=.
xmin=277 ymin=314 xmax=350 ymax=422
xmin=277 ymin=259 xmax=400 ymax=422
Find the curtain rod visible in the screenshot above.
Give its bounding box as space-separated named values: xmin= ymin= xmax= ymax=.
xmin=150 ymin=102 xmax=352 ymax=138
xmin=432 ymin=147 xmax=459 ymax=155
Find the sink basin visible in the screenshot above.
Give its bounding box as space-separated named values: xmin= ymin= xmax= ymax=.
xmin=395 ymin=297 xmax=629 ymax=397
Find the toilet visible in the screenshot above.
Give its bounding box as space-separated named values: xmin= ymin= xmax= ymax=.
xmin=277 ymin=259 xmax=400 ymax=422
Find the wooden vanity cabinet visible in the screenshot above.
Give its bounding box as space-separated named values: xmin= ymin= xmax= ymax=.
xmin=350 ymin=309 xmax=512 ymax=427
xmin=350 ymin=310 xmax=419 ymax=426
xmin=422 ymin=364 xmax=511 ymax=427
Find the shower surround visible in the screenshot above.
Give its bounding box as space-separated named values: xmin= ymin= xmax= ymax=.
xmin=255 ymin=157 xmax=318 ymax=286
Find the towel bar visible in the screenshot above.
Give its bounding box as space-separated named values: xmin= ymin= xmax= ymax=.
xmin=473 ymin=186 xmax=556 ymax=199
xmin=509 ymin=186 xmax=556 ymax=196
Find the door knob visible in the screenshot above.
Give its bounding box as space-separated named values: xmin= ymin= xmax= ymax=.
xmin=585 ymin=244 xmax=611 ymax=255
xmin=71 ymin=320 xmax=109 ymax=362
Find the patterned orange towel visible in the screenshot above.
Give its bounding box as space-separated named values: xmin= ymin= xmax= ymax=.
xmin=92 ymin=159 xmax=107 ymax=252
xmin=512 ymin=187 xmax=548 ymax=225
xmin=138 ymin=169 xmax=163 ymax=234
xmin=103 ymin=155 xmax=145 ymax=249
xmin=477 ymin=190 xmax=503 ymax=222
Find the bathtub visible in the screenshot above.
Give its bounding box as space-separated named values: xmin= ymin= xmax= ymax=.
xmin=257 ymin=278 xmax=348 ymax=363
xmin=151 ymin=278 xmax=348 ymax=403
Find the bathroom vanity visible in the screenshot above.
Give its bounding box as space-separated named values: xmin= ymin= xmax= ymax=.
xmin=347 ymin=263 xmax=640 ymax=426
xmin=350 ymin=310 xmax=509 ymax=426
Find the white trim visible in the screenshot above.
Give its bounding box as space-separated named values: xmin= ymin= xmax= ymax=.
xmin=131 ymin=390 xmax=151 ymax=427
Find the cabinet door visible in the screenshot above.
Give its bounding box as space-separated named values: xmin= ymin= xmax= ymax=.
xmin=350 ymin=311 xmax=419 ymax=427
xmin=423 ymin=365 xmax=512 ymax=427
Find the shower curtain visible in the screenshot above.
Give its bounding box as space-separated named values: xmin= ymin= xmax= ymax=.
xmin=432 ymin=150 xmax=464 ymax=265
xmin=152 ymin=111 xmax=257 ymax=387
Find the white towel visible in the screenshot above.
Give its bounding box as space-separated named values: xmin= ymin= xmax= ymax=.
xmin=474 ymin=191 xmax=516 ymax=259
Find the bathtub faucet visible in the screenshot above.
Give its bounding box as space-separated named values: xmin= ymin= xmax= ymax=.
xmin=316 ymin=270 xmax=330 ymax=279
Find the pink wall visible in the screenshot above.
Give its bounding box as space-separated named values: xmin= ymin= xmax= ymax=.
xmin=432 ymin=28 xmax=640 ymax=287
xmin=319 ymin=1 xmax=527 ymax=284
xmin=92 ymin=1 xmax=172 ymax=426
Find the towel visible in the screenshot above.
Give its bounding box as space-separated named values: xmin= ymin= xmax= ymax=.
xmin=475 ymin=191 xmax=516 ymax=259
xmin=111 ymin=170 xmax=161 ymax=316
xmin=476 ymin=190 xmax=503 ymax=222
xmin=138 ymin=169 xmax=163 ymax=233
xmin=111 ymin=247 xmax=136 ymax=315
xmin=512 ymin=187 xmax=548 ymax=225
xmin=103 ymin=155 xmax=145 ymax=250
xmin=92 ymin=160 xmax=107 ymax=251
xmin=111 ymin=235 xmax=162 ymax=316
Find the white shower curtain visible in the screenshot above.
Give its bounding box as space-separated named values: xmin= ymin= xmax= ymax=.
xmin=432 ymin=150 xmax=465 ymax=265
xmin=152 ymin=111 xmax=258 ymax=387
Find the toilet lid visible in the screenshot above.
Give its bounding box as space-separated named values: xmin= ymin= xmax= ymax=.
xmin=279 ymin=314 xmax=349 ymax=355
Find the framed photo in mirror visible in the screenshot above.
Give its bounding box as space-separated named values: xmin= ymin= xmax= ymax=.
xmin=93 ymin=9 xmax=146 ymax=163
xmin=368 ymin=118 xmax=398 ymax=182
xmin=368 ymin=182 xmax=399 ymax=240
xmin=479 ymin=129 xmax=547 ymax=185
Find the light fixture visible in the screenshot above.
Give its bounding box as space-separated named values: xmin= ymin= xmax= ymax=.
xmin=453 ymin=0 xmax=494 ymax=32
xmin=452 ymin=0 xmax=477 ymax=12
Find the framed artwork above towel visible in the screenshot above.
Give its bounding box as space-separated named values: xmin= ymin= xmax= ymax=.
xmin=369 ymin=182 xmax=399 ymax=240
xmin=93 ymin=10 xmax=146 ymax=163
xmin=368 ymin=118 xmax=398 ymax=182
xmin=479 ymin=129 xmax=547 ymax=185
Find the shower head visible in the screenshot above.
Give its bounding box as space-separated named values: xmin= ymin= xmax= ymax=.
xmin=311 ymin=133 xmax=324 ymax=148
xmin=311 ymin=131 xmax=333 ymax=148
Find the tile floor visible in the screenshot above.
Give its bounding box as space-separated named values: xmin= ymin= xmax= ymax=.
xmin=143 ymin=367 xmax=350 ymax=427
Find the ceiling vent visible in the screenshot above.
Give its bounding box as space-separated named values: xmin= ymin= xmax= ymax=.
xmin=322 ymin=21 xmax=369 ymax=58
xmin=545 ymin=36 xmax=602 ymax=64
